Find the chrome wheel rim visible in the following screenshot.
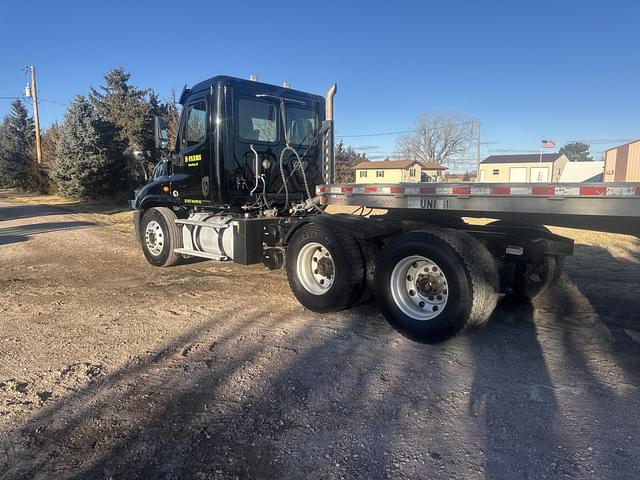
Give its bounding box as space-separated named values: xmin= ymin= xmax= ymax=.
xmin=145 ymin=220 xmax=165 ymax=256
xmin=390 ymin=255 xmax=449 ymax=321
xmin=296 ymin=242 xmax=335 ymax=295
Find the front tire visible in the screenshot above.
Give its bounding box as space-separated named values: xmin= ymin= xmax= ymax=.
xmin=286 ymin=224 xmax=365 ymax=313
xmin=140 ymin=207 xmax=183 ymax=267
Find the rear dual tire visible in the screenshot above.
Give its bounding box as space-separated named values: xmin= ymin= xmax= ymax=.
xmin=375 ymin=230 xmax=499 ymax=343
xmin=286 ymin=223 xmax=365 ymax=313
xmin=288 ymin=225 xmax=499 ymax=343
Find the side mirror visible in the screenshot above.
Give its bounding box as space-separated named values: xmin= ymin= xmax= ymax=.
xmin=154 ymin=116 xmax=169 ymax=150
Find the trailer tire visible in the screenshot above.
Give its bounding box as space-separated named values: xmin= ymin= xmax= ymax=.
xmin=286 ymin=223 xmax=365 ymax=313
xmin=140 ymin=207 xmax=183 ymax=267
xmin=511 ymin=254 xmax=560 ymax=300
xmin=487 ymin=221 xmax=564 ymax=300
xmin=375 ymin=230 xmax=498 ymax=343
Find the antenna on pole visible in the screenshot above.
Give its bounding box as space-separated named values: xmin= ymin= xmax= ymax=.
xmin=476 ymin=117 xmax=481 ymax=180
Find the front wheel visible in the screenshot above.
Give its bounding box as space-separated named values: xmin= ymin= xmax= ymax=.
xmin=140 ymin=207 xmax=183 ymax=267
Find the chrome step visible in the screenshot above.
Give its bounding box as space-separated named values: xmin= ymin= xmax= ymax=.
xmin=174 ymin=248 xmax=228 ymax=261
xmin=175 ymin=219 xmax=231 ymax=229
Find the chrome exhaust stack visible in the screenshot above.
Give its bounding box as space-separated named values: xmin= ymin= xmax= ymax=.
xmin=322 ymin=83 xmax=337 ymax=184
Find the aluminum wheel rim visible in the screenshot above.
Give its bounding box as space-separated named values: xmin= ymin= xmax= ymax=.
xmin=296 ymin=242 xmax=335 ymax=295
xmin=390 ymin=255 xmax=449 ymax=321
xmin=145 ymin=220 xmax=165 ymax=256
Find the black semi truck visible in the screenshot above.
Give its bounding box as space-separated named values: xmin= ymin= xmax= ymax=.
xmin=130 ymin=75 xmax=640 ymax=342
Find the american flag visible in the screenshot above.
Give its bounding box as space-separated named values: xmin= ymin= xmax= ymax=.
xmin=541 ymin=139 xmax=556 ymax=148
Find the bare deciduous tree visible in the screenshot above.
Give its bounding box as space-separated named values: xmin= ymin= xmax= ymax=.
xmin=396 ymin=113 xmax=475 ymax=166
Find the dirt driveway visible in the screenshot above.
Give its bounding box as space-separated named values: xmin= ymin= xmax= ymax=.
xmin=1 ymin=192 xmax=639 ymax=479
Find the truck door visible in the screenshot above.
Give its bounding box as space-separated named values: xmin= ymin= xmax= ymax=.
xmin=176 ymin=96 xmax=211 ymax=204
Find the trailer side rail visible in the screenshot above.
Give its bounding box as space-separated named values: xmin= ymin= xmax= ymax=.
xmin=317 ymin=182 xmax=640 ymax=234
xmin=317 ymin=182 xmax=640 ymax=216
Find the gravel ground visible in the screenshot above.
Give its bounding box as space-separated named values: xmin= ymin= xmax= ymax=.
xmin=1 ymin=191 xmax=639 ymax=479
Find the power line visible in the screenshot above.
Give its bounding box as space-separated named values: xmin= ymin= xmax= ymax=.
xmin=336 ymin=120 xmax=476 ymax=138
xmin=337 ymin=128 xmax=420 ymax=138
xmin=1 ymin=95 xmax=66 ymax=105
xmin=40 ymin=98 xmax=67 ymax=106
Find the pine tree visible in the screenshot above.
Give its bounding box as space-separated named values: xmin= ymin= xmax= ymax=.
xmin=0 ymin=99 xmax=34 ymax=187
xmin=334 ymin=141 xmax=368 ymax=183
xmin=41 ymin=122 xmax=63 ymax=167
xmin=52 ymin=96 xmax=125 ymax=198
xmin=559 ymin=142 xmax=593 ymax=162
xmin=89 ymin=67 xmax=150 ymax=153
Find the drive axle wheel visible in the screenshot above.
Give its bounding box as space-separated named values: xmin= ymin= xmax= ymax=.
xmin=375 ymin=230 xmax=498 ymax=343
xmin=390 ymin=256 xmax=450 ymax=321
xmin=296 ymin=242 xmax=336 ymax=295
xmin=286 ymin=223 xmax=365 ymax=313
xmin=140 ymin=207 xmax=183 ymax=267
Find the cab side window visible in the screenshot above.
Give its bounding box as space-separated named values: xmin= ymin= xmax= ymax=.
xmin=181 ymin=101 xmax=206 ymax=149
xmin=237 ymin=98 xmax=277 ymax=143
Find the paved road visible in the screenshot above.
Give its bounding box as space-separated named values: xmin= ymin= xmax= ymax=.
xmin=1 ymin=195 xmax=640 ymax=479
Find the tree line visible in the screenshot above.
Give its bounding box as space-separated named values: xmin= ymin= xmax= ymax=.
xmin=0 ymin=67 xmax=180 ymax=198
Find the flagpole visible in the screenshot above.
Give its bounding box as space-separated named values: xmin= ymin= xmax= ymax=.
xmin=539 ymin=142 xmax=543 ymax=163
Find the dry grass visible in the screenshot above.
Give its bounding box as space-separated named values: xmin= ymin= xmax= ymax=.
xmin=0 ymin=188 xmax=79 ymax=206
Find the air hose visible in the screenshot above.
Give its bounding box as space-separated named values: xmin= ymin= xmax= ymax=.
xmin=278 ymin=100 xmax=323 ymax=214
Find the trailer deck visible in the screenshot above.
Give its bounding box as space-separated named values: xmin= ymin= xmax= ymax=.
xmin=318 ymin=182 xmax=640 ymax=235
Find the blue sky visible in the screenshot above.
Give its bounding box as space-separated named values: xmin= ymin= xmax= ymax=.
xmin=1 ymin=0 xmax=638 ymax=164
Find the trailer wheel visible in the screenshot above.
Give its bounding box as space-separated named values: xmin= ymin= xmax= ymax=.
xmin=140 ymin=207 xmax=183 ymax=267
xmin=375 ymin=230 xmax=498 ymax=342
xmin=511 ymin=254 xmax=560 ymax=300
xmin=487 ymin=221 xmax=564 ymax=300
xmin=286 ymin=224 xmax=365 ymax=313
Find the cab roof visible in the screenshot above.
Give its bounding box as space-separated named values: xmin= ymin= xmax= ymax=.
xmin=182 ymin=75 xmax=325 ymax=106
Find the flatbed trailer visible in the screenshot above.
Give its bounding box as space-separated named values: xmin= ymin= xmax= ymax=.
xmin=131 ymin=75 xmax=640 ymax=343
xmin=317 ymin=182 xmax=640 ymax=235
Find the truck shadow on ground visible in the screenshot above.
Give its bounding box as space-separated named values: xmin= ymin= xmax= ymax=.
xmin=0 ymin=204 xmax=72 ymax=222
xmin=0 ymin=193 xmax=130 ymax=222
xmin=0 ymin=221 xmax=96 ymax=246
xmin=468 ymin=242 xmax=640 ymax=479
xmin=1 ymin=246 xmax=640 ymax=479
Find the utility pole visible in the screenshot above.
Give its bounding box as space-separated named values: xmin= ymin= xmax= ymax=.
xmin=476 ymin=117 xmax=481 ymax=180
xmin=30 ymin=66 xmax=43 ymax=165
